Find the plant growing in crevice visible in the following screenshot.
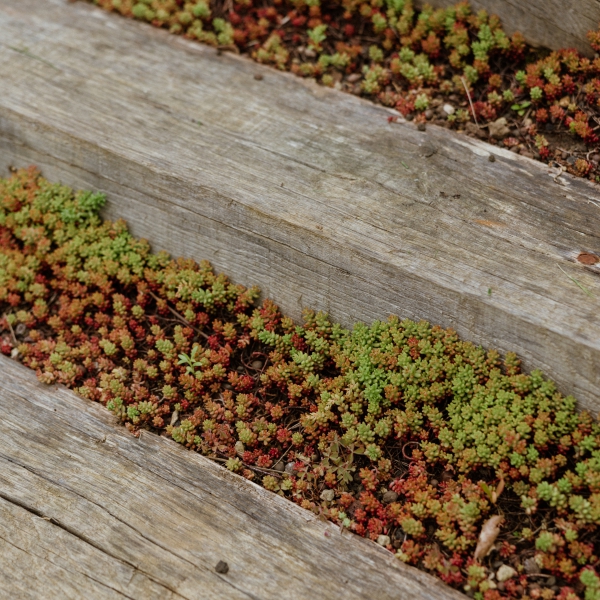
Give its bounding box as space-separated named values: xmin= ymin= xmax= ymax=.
xmin=87 ymin=0 xmax=600 ymax=182
xmin=2 ymin=168 xmax=599 ymax=599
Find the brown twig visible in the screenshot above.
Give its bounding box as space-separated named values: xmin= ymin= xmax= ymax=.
xmin=147 ymin=290 xmax=209 ymax=340
xmin=213 ymin=455 xmax=287 ymax=476
xmin=460 ymin=76 xmax=479 ymax=127
xmin=2 ymin=314 xmax=18 ymax=346
xmin=402 ymin=441 xmax=419 ymax=461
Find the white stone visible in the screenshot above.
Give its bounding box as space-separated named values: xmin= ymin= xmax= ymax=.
xmin=496 ymin=564 xmax=517 ymax=582
xmin=320 ymin=489 xmax=335 ymax=502
xmin=442 ymin=103 xmax=455 ymax=115
xmin=376 ymin=535 xmax=391 ymax=547
xmin=488 ymin=117 xmax=511 ymax=140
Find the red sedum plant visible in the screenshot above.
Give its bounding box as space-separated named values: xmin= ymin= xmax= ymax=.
xmin=83 ymin=0 xmax=600 ymax=183
xmin=1 ymin=168 xmax=600 ymax=599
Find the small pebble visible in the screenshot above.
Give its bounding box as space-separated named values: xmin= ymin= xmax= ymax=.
xmin=546 ymin=576 xmax=557 ymax=587
xmin=10 ymin=348 xmax=19 ymax=359
xmin=417 ymin=122 xmax=426 ymax=131
xmin=346 ymin=73 xmax=361 ymax=83
xmin=497 ymin=565 xmax=517 ymax=582
xmin=285 ymin=461 xmax=296 ymax=474
xmin=251 ymin=359 xmax=263 ymax=370
xmin=562 ymin=151 xmax=569 ymax=160
xmin=442 ymin=103 xmax=455 ymax=115
xmin=488 ymin=117 xmax=510 ymax=140
xmin=488 ymin=154 xmax=496 ymax=162
xmin=235 ymin=441 xmax=245 ymax=456
xmin=254 ymin=74 xmax=263 ymax=81
xmin=15 ymin=323 xmax=27 ymax=336
xmin=320 ymin=489 xmax=335 ymax=502
xmin=440 ymin=469 xmax=454 ymax=482
xmin=424 ymin=109 xmax=434 ymax=120
xmin=523 ymin=557 xmax=540 ymax=574
xmin=304 ymin=48 xmax=317 ymax=58
xmin=405 ymin=113 xmax=414 ymax=121
xmin=215 ymin=560 xmax=229 ymax=574
xmin=376 ymin=534 xmax=391 ymax=547
xmin=273 ymin=461 xmax=285 ymax=472
xmin=430 ymin=479 xmax=439 ymax=487
xmin=382 ymin=490 xmax=398 ymax=503
xmin=170 ymin=410 xmax=179 ymax=426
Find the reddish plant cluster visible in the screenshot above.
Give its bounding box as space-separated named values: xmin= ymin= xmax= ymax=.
xmin=1 ymin=168 xmax=600 ymax=599
xmin=84 ymin=0 xmax=600 ymax=182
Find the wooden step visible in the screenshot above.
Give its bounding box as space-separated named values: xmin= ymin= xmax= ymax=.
xmin=0 ymin=355 xmax=464 ymax=600
xmin=0 ymin=0 xmax=599 ymax=412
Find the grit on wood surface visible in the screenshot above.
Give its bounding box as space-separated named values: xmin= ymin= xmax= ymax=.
xmin=415 ymin=0 xmax=600 ymax=56
xmin=1 ymin=0 xmax=600 ymax=412
xmin=0 ymin=355 xmax=466 ymax=600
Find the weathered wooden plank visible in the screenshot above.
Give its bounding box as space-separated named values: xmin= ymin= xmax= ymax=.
xmin=415 ymin=0 xmax=600 ymax=56
xmin=0 ymin=0 xmax=599 ymax=412
xmin=0 ymin=354 xmax=466 ymax=599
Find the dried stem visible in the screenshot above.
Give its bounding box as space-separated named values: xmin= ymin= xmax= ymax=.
xmin=148 ymin=290 xmax=209 ymax=339
xmin=460 ymin=76 xmax=479 ymax=128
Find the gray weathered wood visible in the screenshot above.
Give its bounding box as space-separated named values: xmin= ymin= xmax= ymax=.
xmin=0 ymin=354 xmax=466 ymax=599
xmin=415 ymin=0 xmax=600 ymax=56
xmin=0 ymin=0 xmax=599 ymax=412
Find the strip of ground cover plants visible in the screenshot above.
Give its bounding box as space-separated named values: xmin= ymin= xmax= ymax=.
xmin=82 ymin=0 xmax=600 ymax=184
xmin=1 ymin=168 xmax=600 ymax=600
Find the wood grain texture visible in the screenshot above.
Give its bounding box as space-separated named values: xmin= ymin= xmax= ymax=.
xmin=0 ymin=354 xmax=467 ymax=600
xmin=0 ymin=0 xmax=599 ymax=412
xmin=415 ymin=0 xmax=600 ymax=56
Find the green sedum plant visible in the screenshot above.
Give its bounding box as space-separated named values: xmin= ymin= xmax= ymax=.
xmin=1 ymin=168 xmax=599 ymax=599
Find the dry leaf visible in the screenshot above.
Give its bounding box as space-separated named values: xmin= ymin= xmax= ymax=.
xmin=492 ymin=476 xmax=505 ymax=504
xmin=474 ymin=515 xmax=503 ymax=562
